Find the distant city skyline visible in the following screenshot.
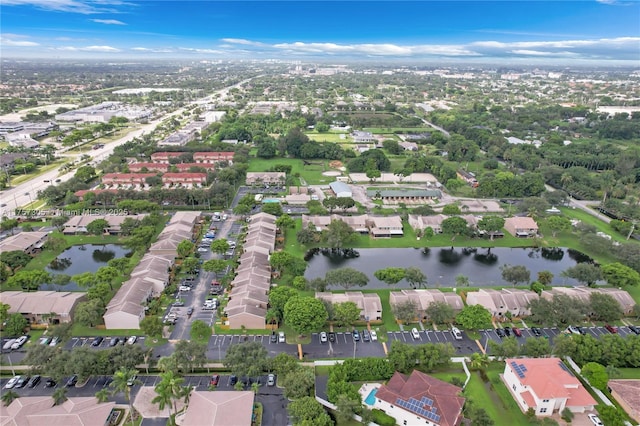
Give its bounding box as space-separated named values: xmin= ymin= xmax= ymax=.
xmin=1 ymin=0 xmax=639 ymax=64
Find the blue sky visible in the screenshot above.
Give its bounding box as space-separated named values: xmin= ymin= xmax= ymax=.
xmin=1 ymin=1 xmax=639 ymax=64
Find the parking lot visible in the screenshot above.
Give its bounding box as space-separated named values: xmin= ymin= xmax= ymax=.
xmin=386 ymin=329 xmax=479 ymax=354
xmin=65 ymin=335 xmax=146 ymax=350
xmin=207 ymin=334 xmax=298 ymax=361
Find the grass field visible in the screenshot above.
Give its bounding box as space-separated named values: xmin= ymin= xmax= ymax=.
xmin=9 ymin=160 xmax=66 ymax=186
xmin=247 ymin=157 xmax=338 ymax=185
xmin=306 ymin=131 xmax=350 ymax=144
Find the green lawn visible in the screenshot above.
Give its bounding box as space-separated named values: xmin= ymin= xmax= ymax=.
xmin=247 ymin=157 xmax=338 ymax=185
xmin=617 ymin=368 xmax=640 ymax=379
xmin=305 ymin=131 xmax=350 ymax=143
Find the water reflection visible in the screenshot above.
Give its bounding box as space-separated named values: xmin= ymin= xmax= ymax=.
xmin=92 ymin=248 xmax=116 ymax=263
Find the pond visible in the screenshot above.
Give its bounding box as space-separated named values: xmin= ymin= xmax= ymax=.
xmin=43 ymin=244 xmax=132 ymax=291
xmin=304 ymin=247 xmax=593 ymax=289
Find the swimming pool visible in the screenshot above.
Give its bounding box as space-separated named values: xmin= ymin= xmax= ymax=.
xmin=262 ymin=198 xmax=281 ymax=203
xmin=364 ymin=388 xmax=378 ymax=406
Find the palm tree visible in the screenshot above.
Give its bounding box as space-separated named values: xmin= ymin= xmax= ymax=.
xmin=455 ymin=274 xmax=470 ymax=288
xmin=95 ymin=388 xmax=110 ymax=403
xmin=469 ymin=352 xmax=490 ymax=372
xmin=110 ymin=367 xmax=139 ymax=425
xmin=1 ymin=390 xmax=19 ymax=406
xmin=251 ymin=382 xmax=260 ymax=394
xmin=52 ymin=388 xmax=68 ymax=406
xmin=151 ymin=384 xmax=173 ymax=416
xmin=154 ymin=371 xmax=185 ymax=419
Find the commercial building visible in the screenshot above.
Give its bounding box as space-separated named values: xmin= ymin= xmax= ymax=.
xmin=316 ymin=291 xmax=382 ymax=321
xmin=329 ymin=181 xmax=353 ymax=198
xmin=503 ymin=358 xmax=596 ymax=415
xmin=55 ymin=102 xmax=151 ymax=123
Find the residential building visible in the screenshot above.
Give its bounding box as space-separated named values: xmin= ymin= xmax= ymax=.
xmin=503 ymin=357 xmax=596 ymax=415
xmin=175 ymin=162 xmax=215 ymax=171
xmin=0 ymin=397 xmax=115 ymax=425
xmin=367 ymin=188 xmax=442 ymax=204
xmin=0 ymin=231 xmax=48 ymax=255
xmin=329 ymin=181 xmax=353 ymax=198
xmin=466 ymin=289 xmax=539 ymax=318
xmin=74 ymin=189 xmax=119 ymax=201
xmin=408 ymin=214 xmax=448 ymax=234
xmin=316 ymin=291 xmax=382 ymax=321
xmin=2 ymin=291 xmax=85 ymax=325
xmin=504 ymin=217 xmax=539 ymax=237
xmin=368 ymin=215 xmax=403 ymax=237
xmin=245 ymin=172 xmax=286 ymax=186
xmin=456 ymin=170 xmax=478 ymax=187
xmin=390 ymin=290 xmax=464 ymax=321
xmin=372 ymin=370 xmax=465 ymax=426
xmin=150 ymin=152 xmax=185 ymax=163
xmin=175 ymin=391 xmax=254 ymax=426
xmin=102 ymin=173 xmax=156 ymax=187
xmin=301 ymin=214 xmax=402 ymax=236
xmin=399 ymin=141 xmax=419 ymax=151
xmin=128 ymin=162 xmax=169 ymax=173
xmin=542 ymin=287 xmax=635 ymax=315
xmin=161 ymin=172 xmax=207 ymax=187
xmin=607 ymin=380 xmax=640 ymax=423
xmin=352 ymin=130 xmax=374 ymax=143
xmin=193 ymin=151 xmax=235 ymax=163
xmin=62 ymin=214 xmax=147 ymax=235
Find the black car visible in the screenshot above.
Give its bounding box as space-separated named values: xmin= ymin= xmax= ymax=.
xmin=91 ymin=337 xmax=103 ymax=347
xmin=45 ymin=378 xmax=56 ymax=387
xmin=27 ymin=375 xmax=41 ymax=388
xmin=328 ymin=332 xmax=336 ymax=342
xmin=503 ymin=327 xmax=511 ymax=337
xmin=352 ymin=330 xmax=360 ymax=341
xmin=229 ymin=375 xmax=238 ymax=386
xmin=66 ymin=375 xmax=78 ymax=387
xmin=109 ymin=337 xmax=120 ymax=346
xmin=496 ymin=328 xmax=506 ymax=338
xmin=362 ymin=330 xmax=370 ymax=342
xmin=629 ymin=325 xmax=640 ymax=335
xmin=531 ymin=327 xmax=542 ymax=337
xmin=270 ymin=333 xmax=277 ymax=343
xmin=576 ymin=326 xmax=588 ymax=335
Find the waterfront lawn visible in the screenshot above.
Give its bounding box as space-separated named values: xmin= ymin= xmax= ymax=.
xmin=247 ymin=157 xmax=336 ymax=185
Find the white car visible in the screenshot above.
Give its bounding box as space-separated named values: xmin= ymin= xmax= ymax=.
xmin=4 ymin=376 xmax=20 ymax=389
xmin=587 ymin=414 xmax=604 ymax=426
xmin=411 ymin=328 xmax=421 ymax=339
xmin=370 ymin=330 xmax=378 ymax=341
xmin=11 ymin=336 xmax=28 ymax=350
xmin=278 ymin=332 xmax=285 ymax=343
xmin=179 ymin=286 xmax=191 ymax=292
xmin=197 ymin=247 xmax=208 ymax=252
xmin=319 ymin=332 xmax=327 ymax=343
xmin=127 ymin=336 xmax=137 ymax=345
xmin=267 ymin=374 xmax=276 ymax=386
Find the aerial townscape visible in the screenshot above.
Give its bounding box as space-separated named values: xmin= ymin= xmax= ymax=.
xmin=1 ymin=1 xmax=640 ymax=426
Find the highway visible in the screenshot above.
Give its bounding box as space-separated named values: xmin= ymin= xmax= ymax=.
xmin=0 ymin=79 xmax=253 ymax=215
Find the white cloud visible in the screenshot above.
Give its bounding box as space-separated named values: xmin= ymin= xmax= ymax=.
xmin=57 ymin=44 xmax=119 ymax=52
xmin=0 ymin=36 xmax=39 ymax=47
xmin=270 ymin=41 xmax=478 ymax=57
xmin=510 ymin=50 xmax=579 ymax=57
xmin=220 ymin=38 xmax=264 ymax=46
xmin=131 ymin=47 xmax=173 ymax=53
xmin=91 ymin=19 xmax=126 ymax=25
xmin=2 ymin=0 xmax=129 ymax=14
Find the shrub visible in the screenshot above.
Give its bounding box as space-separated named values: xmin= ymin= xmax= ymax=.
xmin=371 ymin=409 xmax=396 ymax=426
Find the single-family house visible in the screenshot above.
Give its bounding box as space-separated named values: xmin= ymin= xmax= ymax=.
xmin=503 ymin=357 xmax=596 ymax=416
xmin=372 ymin=370 xmax=465 ymax=426
xmin=352 ymin=130 xmax=374 ymax=143
xmin=504 ymin=217 xmax=539 ymax=238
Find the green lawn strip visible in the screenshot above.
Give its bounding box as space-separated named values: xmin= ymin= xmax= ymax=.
xmin=616 ymin=368 xmax=640 ymax=379
xmin=559 ymin=206 xmax=638 ymax=245
xmin=9 ymin=160 xmax=66 ymax=186
xmin=305 ymin=131 xmax=350 ymax=143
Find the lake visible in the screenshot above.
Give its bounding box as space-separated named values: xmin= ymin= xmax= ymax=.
xmin=43 ymin=244 xmax=132 ymax=291
xmin=304 ymin=247 xmax=593 ymax=289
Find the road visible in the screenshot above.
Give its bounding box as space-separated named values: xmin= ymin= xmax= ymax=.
xmin=545 ymin=184 xmax=612 ymax=224
xmin=0 ymin=78 xmax=255 ymax=214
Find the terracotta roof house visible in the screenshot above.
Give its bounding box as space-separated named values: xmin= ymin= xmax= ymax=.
xmin=504 ymin=217 xmax=539 ymax=238
xmin=128 ymin=162 xmax=169 ymax=173
xmin=0 ymin=396 xmax=115 ymax=426
xmin=175 ymin=391 xmax=254 ymax=426
xmin=607 ymin=380 xmax=640 ymax=423
xmin=193 ymin=151 xmax=235 ymax=163
xmin=390 ymin=290 xmax=464 ymax=321
xmin=3 ymin=291 xmax=85 ymax=325
xmin=503 ymin=357 xmax=596 ymax=416
xmin=316 ymin=291 xmax=382 ymax=321
xmin=175 ymin=162 xmax=215 ymax=171
xmin=73 ymin=189 xmax=119 ymax=201
xmin=0 ymin=231 xmax=48 ymax=255
xmin=161 ymin=172 xmax=207 ymax=187
xmin=150 ymin=152 xmax=185 ymax=163
xmin=373 ymin=370 xmax=465 ymax=426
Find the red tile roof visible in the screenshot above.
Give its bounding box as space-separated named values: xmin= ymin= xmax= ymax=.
xmin=74 ymin=189 xmax=119 ymax=198
xmin=162 ymin=172 xmax=207 ymax=179
xmin=129 ymin=162 xmax=169 ymax=171
xmin=151 ymin=151 xmax=185 ymax=159
xmin=176 ymin=163 xmax=215 ymax=170
xmin=103 ymin=173 xmax=156 ymax=180
xmin=375 ymin=370 xmax=465 ymax=426
xmin=506 ymin=358 xmax=596 ymax=407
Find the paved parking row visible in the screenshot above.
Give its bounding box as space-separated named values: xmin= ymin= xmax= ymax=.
xmin=66 ymin=336 xmax=146 ymax=350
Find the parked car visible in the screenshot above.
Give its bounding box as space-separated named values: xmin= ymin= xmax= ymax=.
xmin=319 ymin=331 xmax=328 ymax=343
xmin=66 ymin=375 xmax=78 ymax=387
xmin=278 ymin=332 xmax=285 ymax=343
xmin=3 ymin=339 xmax=17 ymax=351
xmin=451 ymin=327 xmax=463 ymax=340
xmin=45 ymin=378 xmax=56 ymax=387
xmin=352 ymin=329 xmax=360 ymax=341
xmin=605 ymin=324 xmax=618 ymax=334
xmin=588 ymin=414 xmax=604 ymax=426
xmin=629 ymin=325 xmax=640 ymax=335
xmin=270 ymin=333 xmax=277 ymax=343
xmin=267 ymin=374 xmax=276 ymax=386
xmin=362 ymin=330 xmax=370 ymax=342
xmin=127 ymin=336 xmax=137 ymax=345
xmin=91 ymin=337 xmax=103 ymax=347
xmin=531 ymin=327 xmax=542 ymax=337
xmin=566 ymin=325 xmax=581 ymax=335
xmin=328 ymin=332 xmax=336 ymax=342
xmin=411 ymin=328 xmax=420 ymax=339
xmin=370 ymin=330 xmax=378 ymax=341
xmin=39 ymin=337 xmax=52 ymax=345
xmin=11 ymin=335 xmax=28 ymax=350
xmin=576 ymin=326 xmax=588 ymax=335
xmin=210 ymin=375 xmax=220 ymax=387
xmin=4 ymin=376 xmax=20 ymax=389
xmin=49 ymin=337 xmax=60 ymax=346
xmin=512 ymin=327 xmax=522 ymax=337
xmin=109 ymin=337 xmax=120 ymax=347
xmin=229 ymin=375 xmax=238 ymax=386
xmin=173 ymin=299 xmax=185 ymax=307
xmin=15 ymin=375 xmax=29 ymax=388
xmin=126 ymin=375 xmax=137 ymax=386
xmin=503 ymin=327 xmax=511 ymax=337
xmin=496 ymin=328 xmax=506 ymax=338
xmin=179 ymin=286 xmax=191 ymax=292
xmin=197 ymin=247 xmax=208 ymax=253
xmin=27 ymin=375 xmax=41 ymax=388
